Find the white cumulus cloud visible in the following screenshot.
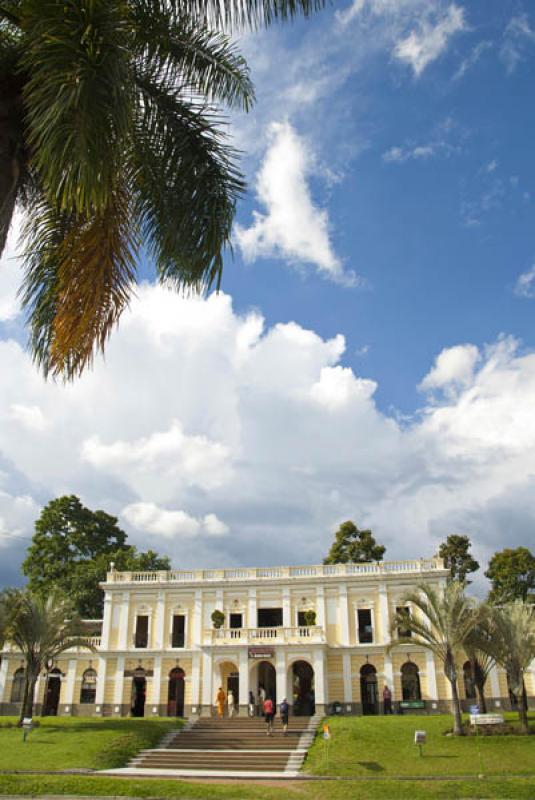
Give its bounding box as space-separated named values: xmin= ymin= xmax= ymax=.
xmin=514 ymin=264 xmax=535 ymax=299
xmin=122 ymin=502 xmax=228 ymax=539
xmin=236 ymin=121 xmax=359 ymax=287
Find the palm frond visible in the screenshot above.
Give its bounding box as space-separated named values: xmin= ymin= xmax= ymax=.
xmin=166 ymin=0 xmax=327 ymax=31
xmin=21 ymin=0 xmax=132 ymax=216
xmin=134 ymin=73 xmax=244 ymax=290
xmin=131 ymin=2 xmax=255 ymax=111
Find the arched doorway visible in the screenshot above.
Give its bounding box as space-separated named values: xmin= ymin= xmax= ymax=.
xmin=80 ymin=667 xmax=97 ymax=705
xmin=401 ymin=662 xmax=422 ymax=702
xmin=463 ymin=661 xmax=477 ymax=701
xmin=43 ymin=668 xmax=61 ymax=716
xmin=360 ymin=664 xmax=378 ymax=715
xmin=291 ymin=661 xmax=315 ymax=716
xmin=256 ymin=660 xmax=276 ymax=707
xmin=168 ymin=667 xmax=185 ymax=717
xmin=131 ymin=667 xmax=146 ymax=717
xmin=10 ymin=668 xmax=25 ymax=704
xmin=219 ymin=661 xmax=239 ymax=711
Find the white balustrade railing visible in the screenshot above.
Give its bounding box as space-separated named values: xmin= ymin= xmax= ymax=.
xmin=207 ymin=626 xmax=325 ymax=644
xmin=106 ymin=558 xmax=444 ymax=585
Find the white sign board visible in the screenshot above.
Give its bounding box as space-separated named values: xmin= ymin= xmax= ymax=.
xmin=470 ymin=713 xmax=504 ymax=726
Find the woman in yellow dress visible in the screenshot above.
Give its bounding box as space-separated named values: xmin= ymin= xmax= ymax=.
xmin=216 ymin=687 xmax=226 ymax=719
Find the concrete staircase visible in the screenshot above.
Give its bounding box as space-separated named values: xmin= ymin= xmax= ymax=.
xmin=104 ymin=714 xmax=320 ymax=778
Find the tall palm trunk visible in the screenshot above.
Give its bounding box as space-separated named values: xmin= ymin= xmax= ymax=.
xmin=475 ymin=680 xmax=487 ymax=714
xmin=450 ymin=678 xmax=464 ymax=735
xmin=0 ymin=93 xmax=19 ymax=257
xmin=19 ymin=664 xmax=39 ymax=723
xmin=518 ymin=680 xmax=529 ymax=734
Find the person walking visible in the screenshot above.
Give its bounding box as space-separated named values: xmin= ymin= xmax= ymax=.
xmin=227 ymin=689 xmax=235 ymax=718
xmin=383 ymin=684 xmax=392 ymax=715
xmin=258 ymin=685 xmax=266 ymax=716
xmin=263 ymin=695 xmax=274 ymax=735
xmin=248 ymin=690 xmax=256 ymax=718
xmin=279 ymin=697 xmax=290 ymax=735
xmin=216 ymin=687 xmax=226 ymax=719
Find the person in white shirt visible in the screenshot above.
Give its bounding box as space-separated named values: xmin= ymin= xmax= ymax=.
xmin=227 ymin=689 xmax=236 ymax=717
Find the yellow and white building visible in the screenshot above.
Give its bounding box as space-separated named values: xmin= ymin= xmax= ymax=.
xmin=0 ymin=558 xmax=529 ymax=717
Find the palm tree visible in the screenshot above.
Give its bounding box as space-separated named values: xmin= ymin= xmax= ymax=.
xmin=390 ymin=581 xmax=480 ymax=735
xmin=476 ymin=601 xmax=535 ymax=734
xmin=0 ymin=588 xmax=93 ymax=721
xmin=0 ymin=0 xmax=323 ymax=379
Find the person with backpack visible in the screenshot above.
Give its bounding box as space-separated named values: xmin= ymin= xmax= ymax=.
xmin=279 ymin=697 xmax=290 ymax=735
xmin=263 ymin=695 xmax=274 ymax=735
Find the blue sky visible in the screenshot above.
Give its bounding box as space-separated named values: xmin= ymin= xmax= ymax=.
xmin=1 ymin=0 xmax=535 ymax=590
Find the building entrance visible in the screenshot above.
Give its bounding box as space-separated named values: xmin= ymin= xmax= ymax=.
xmin=131 ymin=668 xmax=146 ymax=717
xmin=360 ymin=664 xmax=378 ymax=715
xmin=291 ymin=661 xmax=315 ymax=716
xmin=257 ymin=660 xmax=276 ymax=707
xmin=167 ymin=667 xmax=185 ymax=717
xmin=43 ymin=668 xmax=61 ymax=716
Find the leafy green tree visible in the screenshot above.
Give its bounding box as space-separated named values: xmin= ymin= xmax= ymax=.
xmin=485 ymin=547 xmax=535 ymax=604
xmin=390 ymin=582 xmax=480 ymax=736
xmin=0 ymin=588 xmax=92 ymax=721
xmin=0 ymin=0 xmax=324 ymax=379
xmin=22 ymin=495 xmax=170 ymax=617
xmin=475 ymin=601 xmax=535 ymax=733
xmin=324 ymin=521 xmax=385 ymax=565
xmin=438 ymin=534 xmax=479 ymax=585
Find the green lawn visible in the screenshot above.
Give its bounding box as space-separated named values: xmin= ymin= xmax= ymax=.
xmin=0 ymin=715 xmax=179 ymax=771
xmin=305 ymin=712 xmax=535 ymax=778
xmin=3 ymin=775 xmax=535 ymax=799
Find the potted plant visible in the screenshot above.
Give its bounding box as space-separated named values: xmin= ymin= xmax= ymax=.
xmin=303 ymin=610 xmax=317 ymax=626
xmin=211 ymin=609 xmax=225 ymax=629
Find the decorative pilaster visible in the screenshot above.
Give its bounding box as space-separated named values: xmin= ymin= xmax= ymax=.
xmin=155 ymin=592 xmax=165 ymax=650
xmin=378 ymin=582 xmax=390 ymax=644
xmin=101 ymin=593 xmax=113 ymax=650
xmin=383 ymin=653 xmax=395 ymax=700
xmin=239 ymin=649 xmax=249 ymax=709
xmin=276 ymin=649 xmax=286 ymax=706
xmin=113 ymin=656 xmax=125 ymax=714
xmin=62 ymin=658 xmax=77 ymax=714
xmin=151 ymin=655 xmax=162 ymax=713
xmin=201 ymin=651 xmax=213 ymax=712
xmin=192 ymin=590 xmax=203 ymax=647
xmin=338 ymin=584 xmax=350 ymax=646
xmin=94 ymin=657 xmax=107 ymax=714
xmin=0 ymin=658 xmax=9 ymax=704
xmin=282 ymin=587 xmax=291 ymax=627
xmin=248 ymin=589 xmax=257 ymax=628
xmin=342 ymin=652 xmax=353 ymax=705
xmin=117 ymin=592 xmax=130 ymax=650
xmin=425 ymin=651 xmax=438 ymax=702
xmin=313 ymin=649 xmax=327 ymax=712
xmin=316 ymin=586 xmax=326 ymax=630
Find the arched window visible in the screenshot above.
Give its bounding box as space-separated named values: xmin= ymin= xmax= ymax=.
xmin=11 ymin=668 xmax=25 ymax=703
xmin=80 ymin=668 xmax=97 ymax=704
xmin=463 ymin=661 xmax=477 ymax=700
xmin=401 ymin=662 xmax=421 ymax=702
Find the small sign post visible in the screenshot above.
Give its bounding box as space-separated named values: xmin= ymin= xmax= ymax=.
xmin=414 ymin=730 xmax=426 ymax=757
xmin=323 ymin=723 xmax=331 ymax=772
xmin=22 ymin=717 xmax=33 ymax=743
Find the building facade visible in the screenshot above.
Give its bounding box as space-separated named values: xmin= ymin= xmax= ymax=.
xmin=0 ymin=558 xmax=531 ymax=717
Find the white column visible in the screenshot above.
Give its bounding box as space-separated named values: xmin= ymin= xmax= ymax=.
xmin=117 ymin=592 xmax=130 ymax=650
xmin=113 ymin=656 xmax=125 ymax=712
xmin=489 ymin=664 xmax=501 ymax=702
xmin=152 ymin=655 xmax=162 ymax=712
xmin=313 ymin=649 xmax=327 ymax=708
xmin=216 ymin=589 xmax=223 ymax=614
xmin=342 ymin=652 xmax=353 ymax=705
xmin=239 ymin=648 xmax=249 ymax=708
xmin=425 ymin=651 xmax=438 ymax=702
xmin=191 ymin=652 xmax=201 ymax=712
xmin=248 ymin=589 xmax=257 ymax=628
xmin=155 ymin=592 xmax=165 ymax=650
xmin=276 ymin=649 xmax=286 ymax=706
xmin=282 ymin=587 xmax=291 ymax=627
xmin=95 ymin=657 xmax=107 ymax=713
xmin=63 ymin=658 xmax=77 ymax=712
xmin=338 ymin=584 xmax=350 ymax=646
xmin=101 ymin=593 xmax=113 ymax=650
xmin=378 ymin=583 xmax=390 ymax=644
xmin=192 ymin=590 xmax=203 ymax=647
xmin=0 ymin=658 xmax=9 ymax=703
xmin=383 ymin=653 xmax=395 ymax=700
xmin=201 ymin=651 xmax=213 ymax=709
xmin=316 ymin=587 xmax=326 ymax=630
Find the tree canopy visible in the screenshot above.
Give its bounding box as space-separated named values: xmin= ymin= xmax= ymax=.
xmin=323 ymin=520 xmax=386 ymax=565
xmin=0 ymin=0 xmax=324 ymax=379
xmin=438 ymin=534 xmax=479 ymax=585
xmin=22 ymin=495 xmax=170 ymax=617
xmin=485 ymin=546 xmax=535 ymax=604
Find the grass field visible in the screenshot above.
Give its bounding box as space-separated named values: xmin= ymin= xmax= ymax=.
xmin=1 ymin=713 xmax=535 ymax=798
xmin=304 ymin=712 xmax=535 ymax=778
xmin=0 ymin=715 xmax=179 ymax=771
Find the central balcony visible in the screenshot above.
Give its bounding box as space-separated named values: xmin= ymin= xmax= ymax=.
xmin=205 ymin=625 xmax=325 ymax=645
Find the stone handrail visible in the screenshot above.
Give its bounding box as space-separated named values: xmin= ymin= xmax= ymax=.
xmin=106 ymin=558 xmax=445 ymax=585
xmin=207 ymin=625 xmax=325 ymax=644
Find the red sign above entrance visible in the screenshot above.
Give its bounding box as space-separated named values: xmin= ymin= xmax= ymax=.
xmin=248 ymin=647 xmax=274 ymax=659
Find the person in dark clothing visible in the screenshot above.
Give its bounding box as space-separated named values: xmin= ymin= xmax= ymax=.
xmin=280 ymin=697 xmax=290 ymax=735
xmin=383 ymin=684 xmax=393 ymax=714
